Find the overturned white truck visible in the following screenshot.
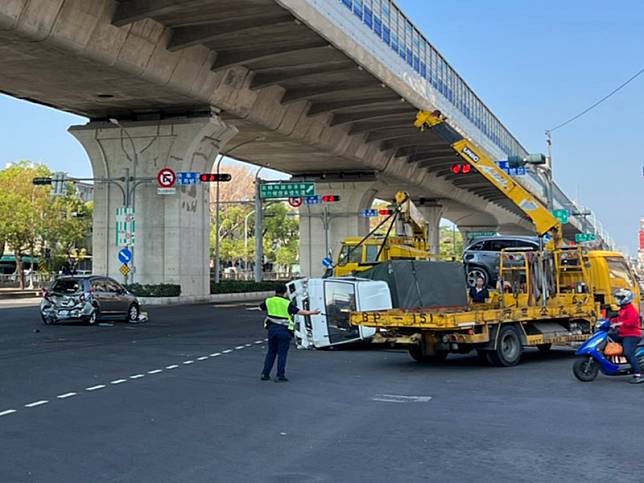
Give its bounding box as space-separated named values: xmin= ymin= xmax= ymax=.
xmin=287 ymin=261 xmax=467 ymax=349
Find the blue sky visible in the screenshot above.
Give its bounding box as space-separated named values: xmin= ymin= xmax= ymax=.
xmin=1 ymin=0 xmax=642 ymax=253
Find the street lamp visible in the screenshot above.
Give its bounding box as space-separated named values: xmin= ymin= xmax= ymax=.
xmin=254 ymin=166 xmax=267 ymax=283
xmin=213 ymin=136 xmax=266 ymax=283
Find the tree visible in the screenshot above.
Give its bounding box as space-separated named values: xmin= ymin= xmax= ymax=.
xmin=439 ymin=225 xmax=464 ymax=260
xmin=0 ymin=161 xmax=92 ymax=286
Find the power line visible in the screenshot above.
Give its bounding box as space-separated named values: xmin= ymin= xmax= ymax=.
xmin=547 ymin=66 xmax=644 ymax=134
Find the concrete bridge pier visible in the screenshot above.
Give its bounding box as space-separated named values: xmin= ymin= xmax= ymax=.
xmin=70 ymin=115 xmax=237 ymax=298
xmin=299 ymin=181 xmax=377 ymax=278
xmin=417 ymin=204 xmax=445 ymax=256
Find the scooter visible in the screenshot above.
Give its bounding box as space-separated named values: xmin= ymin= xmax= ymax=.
xmin=572 ymin=319 xmax=644 ymax=382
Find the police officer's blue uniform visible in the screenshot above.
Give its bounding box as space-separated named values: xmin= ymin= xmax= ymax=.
xmin=260 ymin=296 xmax=299 ymax=381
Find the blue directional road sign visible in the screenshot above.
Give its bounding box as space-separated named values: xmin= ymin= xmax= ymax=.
xmin=322 ymin=257 xmax=333 ymax=269
xmin=361 ymin=209 xmax=378 ymax=217
xmin=305 ymin=195 xmax=322 ymax=205
xmin=177 ymin=172 xmax=200 ymax=185
xmin=118 ymin=247 xmax=133 ymax=264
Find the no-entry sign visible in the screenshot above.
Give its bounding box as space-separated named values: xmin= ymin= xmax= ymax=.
xmin=288 ymin=197 xmax=303 ymax=208
xmin=157 ymin=168 xmax=176 ymax=188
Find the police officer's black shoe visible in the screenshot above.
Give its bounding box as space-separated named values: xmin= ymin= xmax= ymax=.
xmin=260 ymin=374 xmax=270 ymax=381
xmin=274 ymin=377 xmax=288 ymax=383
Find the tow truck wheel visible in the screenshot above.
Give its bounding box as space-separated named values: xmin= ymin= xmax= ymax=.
xmin=488 ymin=325 xmax=522 ymax=367
xmin=408 ymin=344 xmax=448 ymax=363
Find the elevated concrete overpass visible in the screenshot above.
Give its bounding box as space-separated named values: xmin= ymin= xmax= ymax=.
xmin=0 ymin=0 xmax=610 ymax=295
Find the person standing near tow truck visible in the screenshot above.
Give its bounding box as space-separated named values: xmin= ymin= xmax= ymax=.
xmin=610 ymin=289 xmax=644 ymax=384
xmin=260 ymin=284 xmax=320 ymax=382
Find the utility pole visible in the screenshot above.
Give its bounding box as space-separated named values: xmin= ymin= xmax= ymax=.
xmin=545 ymin=130 xmax=554 ymax=212
xmin=254 ymin=174 xmax=264 ymax=282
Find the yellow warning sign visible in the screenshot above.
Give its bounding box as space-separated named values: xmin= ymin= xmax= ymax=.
xmin=120 ymin=264 xmax=131 ymax=277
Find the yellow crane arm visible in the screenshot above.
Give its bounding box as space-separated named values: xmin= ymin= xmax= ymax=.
xmin=415 ymin=111 xmax=562 ymax=243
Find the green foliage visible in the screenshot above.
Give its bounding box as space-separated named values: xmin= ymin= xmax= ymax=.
xmin=439 ymin=225 xmax=464 ymax=260
xmin=211 ymin=198 xmax=299 ymax=270
xmin=125 ymin=283 xmax=181 ymax=297
xmin=0 ymin=161 xmax=92 ymax=286
xmin=210 ymin=280 xmax=283 ymax=294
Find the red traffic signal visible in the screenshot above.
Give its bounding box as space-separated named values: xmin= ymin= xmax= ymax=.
xmin=378 ymin=209 xmax=393 ymax=216
xmin=451 ymin=163 xmax=473 ymax=174
xmin=200 ymin=173 xmax=232 ymax=182
xmin=322 ymin=195 xmax=341 ymax=203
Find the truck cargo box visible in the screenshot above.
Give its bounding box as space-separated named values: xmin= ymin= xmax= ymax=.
xmin=360 ymin=260 xmax=467 ymax=309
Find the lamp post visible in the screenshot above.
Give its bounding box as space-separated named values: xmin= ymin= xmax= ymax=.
xmin=243 ymin=209 xmax=255 ymax=274
xmin=213 ymin=136 xmax=266 ymax=284
xmin=254 ymin=166 xmax=266 ymax=283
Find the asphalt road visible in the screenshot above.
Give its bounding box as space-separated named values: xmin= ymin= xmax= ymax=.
xmin=1 ymin=303 xmax=643 ymax=483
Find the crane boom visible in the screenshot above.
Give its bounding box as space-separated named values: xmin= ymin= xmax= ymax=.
xmin=414 ymin=111 xmax=562 ymax=245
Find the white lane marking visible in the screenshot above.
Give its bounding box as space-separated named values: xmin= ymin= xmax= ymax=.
xmin=165 ymin=365 xmax=179 ymax=370
xmin=210 ymin=353 xmax=221 ymax=357
xmin=86 ymin=385 xmax=105 ymax=392
xmin=183 ymin=360 xmax=194 ymax=365
xmin=25 ymin=400 xmax=48 ymax=408
xmin=197 ymin=356 xmax=209 ymax=361
xmin=264 ymin=338 xmax=268 ymax=341
xmin=235 ymin=346 xmax=245 ymax=350
xmin=57 ymin=392 xmax=76 ymax=399
xmin=148 ymin=369 xmax=163 ymax=374
xmin=0 ymin=409 xmax=17 ymax=417
xmin=245 ymin=343 xmax=252 ymax=347
xmin=371 ymin=394 xmax=433 ymax=403
xmin=130 ymin=374 xmax=145 ymax=379
xmin=111 ymin=379 xmax=127 ymax=385
xmin=255 ymin=340 xmax=264 ymax=344
xmin=222 ymin=349 xmax=232 ymax=354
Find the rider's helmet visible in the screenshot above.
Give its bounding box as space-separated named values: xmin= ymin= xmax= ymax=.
xmin=614 ymin=288 xmax=634 ymax=307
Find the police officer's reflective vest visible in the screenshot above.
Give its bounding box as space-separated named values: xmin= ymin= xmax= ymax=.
xmin=264 ymin=296 xmax=295 ymax=331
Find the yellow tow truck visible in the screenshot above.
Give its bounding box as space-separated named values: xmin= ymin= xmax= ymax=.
xmin=335 ymin=192 xmax=432 ymax=277
xmin=350 ymin=111 xmax=640 ymax=366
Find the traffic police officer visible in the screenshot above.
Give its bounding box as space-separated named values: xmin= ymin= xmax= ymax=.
xmin=260 ymin=283 xmax=319 ymax=382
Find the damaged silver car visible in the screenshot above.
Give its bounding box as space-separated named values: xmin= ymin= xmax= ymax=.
xmin=40 ymin=276 xmax=141 ymax=325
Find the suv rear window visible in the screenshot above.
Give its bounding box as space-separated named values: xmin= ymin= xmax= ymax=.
xmin=51 ymin=279 xmax=83 ymax=294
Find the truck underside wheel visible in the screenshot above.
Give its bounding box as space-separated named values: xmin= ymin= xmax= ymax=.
xmin=408 ymin=344 xmax=448 ymax=363
xmin=488 ymin=326 xmax=523 ymax=367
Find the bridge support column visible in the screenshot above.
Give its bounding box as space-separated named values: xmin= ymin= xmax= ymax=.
xmin=69 ymin=115 xmax=237 ymax=298
xmin=299 ymin=182 xmax=377 ymax=277
xmin=418 ymin=205 xmax=444 ymax=256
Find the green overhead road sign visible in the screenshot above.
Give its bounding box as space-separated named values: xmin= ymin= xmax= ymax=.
xmin=260 ymin=182 xmax=316 ymax=199
xmin=552 ymin=209 xmax=569 ymax=224
xmin=469 ymin=231 xmax=496 ymax=238
xmin=575 ymin=233 xmax=596 ymax=243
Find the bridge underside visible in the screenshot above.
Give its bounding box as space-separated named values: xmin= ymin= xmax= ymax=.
xmin=0 ymin=0 xmax=577 ymax=289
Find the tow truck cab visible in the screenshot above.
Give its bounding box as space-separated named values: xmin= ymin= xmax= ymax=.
xmin=287 ymin=277 xmax=392 ymax=349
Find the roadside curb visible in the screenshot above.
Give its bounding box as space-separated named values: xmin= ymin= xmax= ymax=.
xmin=139 ymin=291 xmax=273 ymax=306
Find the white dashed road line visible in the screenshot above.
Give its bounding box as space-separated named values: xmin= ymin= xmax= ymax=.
xmin=25 ymin=400 xmax=48 ymax=408
xmin=86 ymin=385 xmax=106 ymax=392
xmin=1 ymin=337 xmax=264 ymax=418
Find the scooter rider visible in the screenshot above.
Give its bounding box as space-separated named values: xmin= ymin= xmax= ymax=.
xmin=610 ymin=288 xmax=644 ymax=384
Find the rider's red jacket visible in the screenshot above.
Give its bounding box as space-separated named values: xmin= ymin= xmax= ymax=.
xmin=615 ymin=303 xmax=642 ymax=338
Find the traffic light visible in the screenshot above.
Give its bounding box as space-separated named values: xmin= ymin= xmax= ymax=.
xmin=32 ymin=177 xmax=53 ymax=185
xmin=321 ymin=195 xmax=341 ymax=203
xmin=451 ymin=164 xmax=473 ymax=174
xmin=199 ymin=173 xmax=232 ymax=182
